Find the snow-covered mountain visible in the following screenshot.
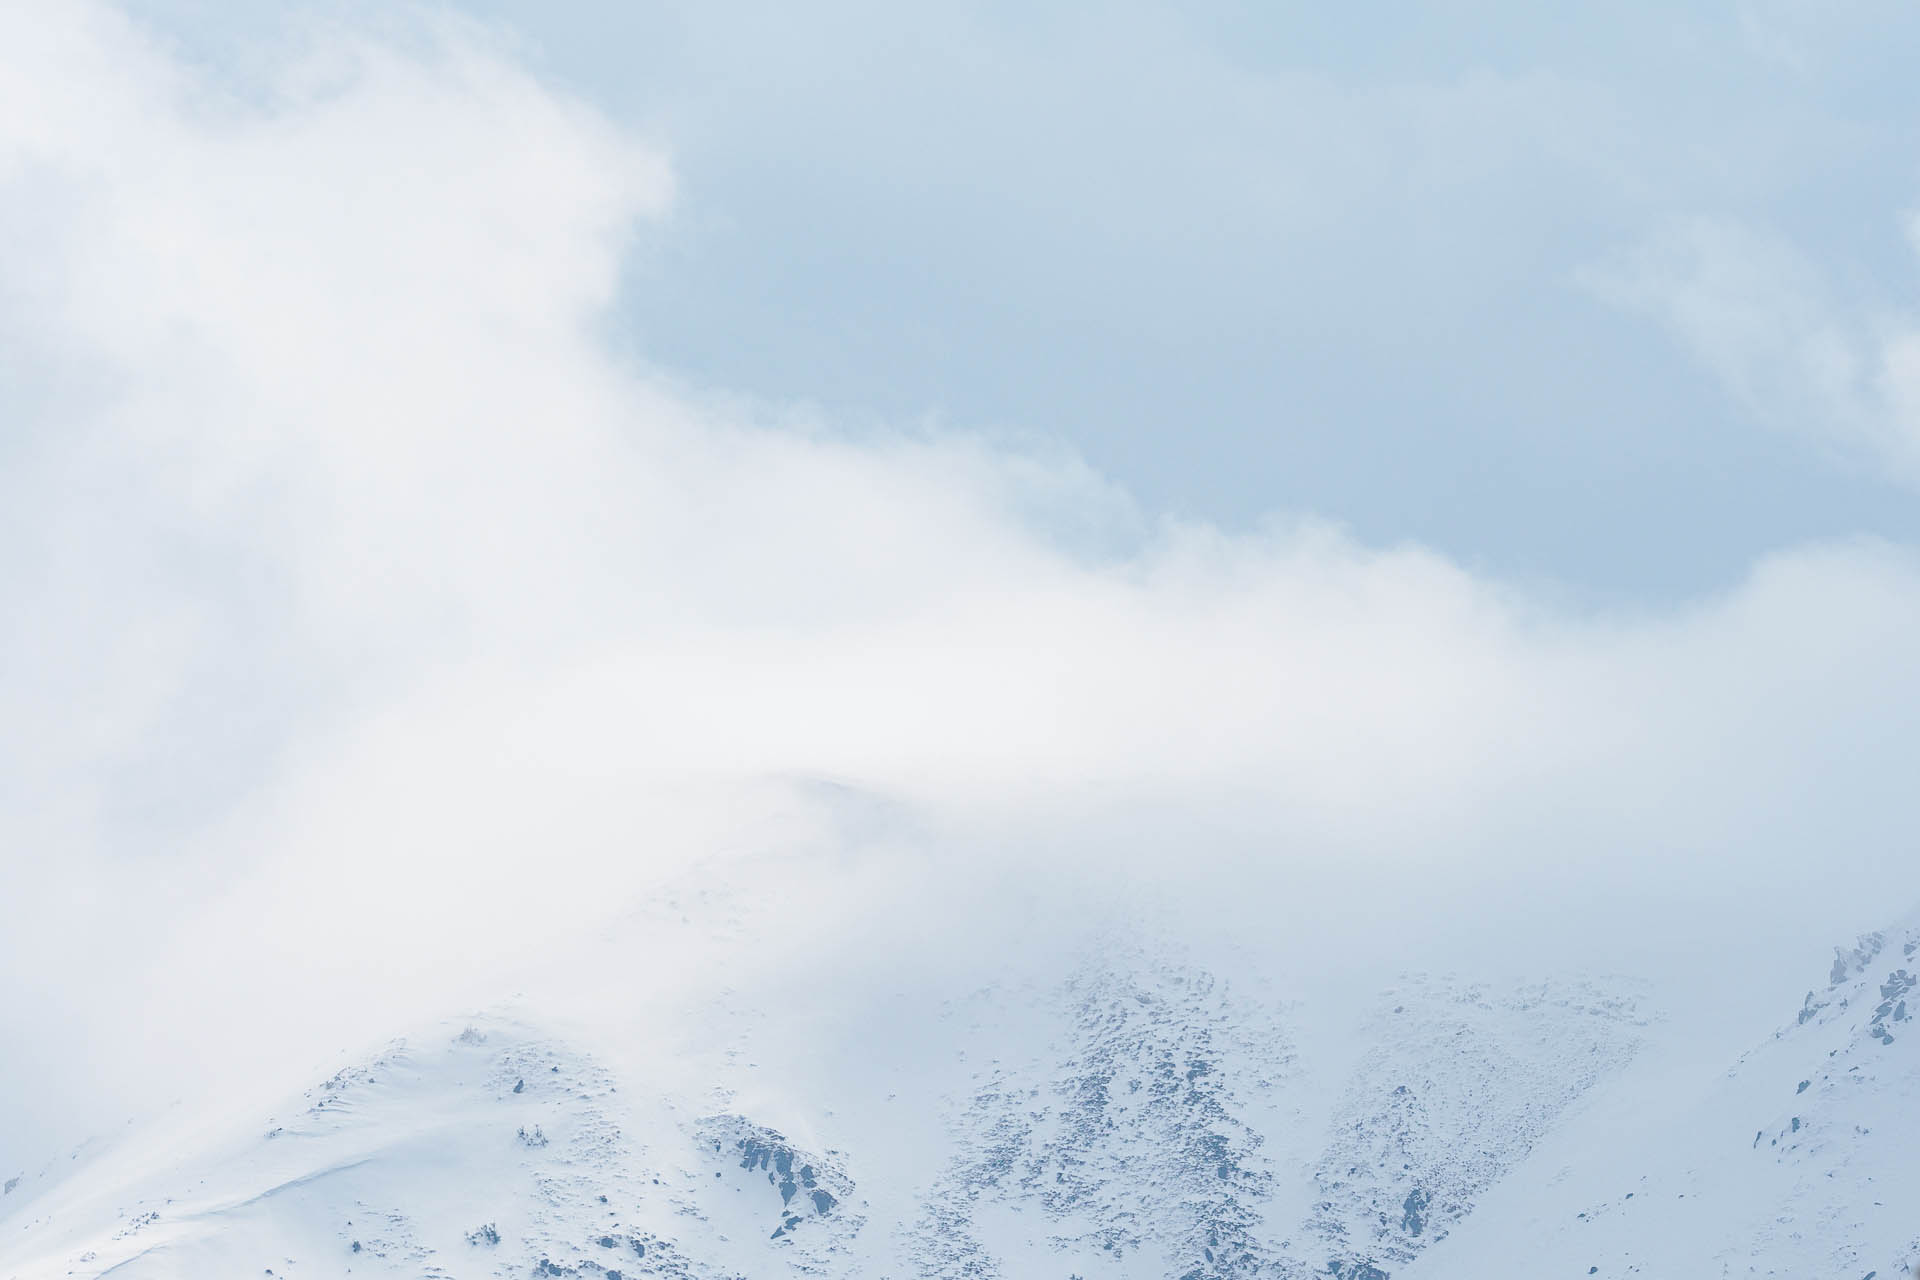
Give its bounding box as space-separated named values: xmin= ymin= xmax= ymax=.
xmin=1410 ymin=919 xmax=1920 ymax=1280
xmin=3 ymin=914 xmax=1914 ymax=1280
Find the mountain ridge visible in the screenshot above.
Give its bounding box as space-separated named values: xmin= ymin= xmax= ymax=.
xmin=3 ymin=915 xmax=1913 ymax=1279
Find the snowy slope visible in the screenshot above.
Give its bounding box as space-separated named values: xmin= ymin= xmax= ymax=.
xmin=8 ymin=906 xmax=1919 ymax=1280
xmin=1408 ymin=915 xmax=1920 ymax=1280
xmin=0 ymin=919 xmax=1665 ymax=1280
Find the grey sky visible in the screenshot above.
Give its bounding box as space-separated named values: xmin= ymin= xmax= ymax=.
xmin=131 ymin=0 xmax=1920 ymax=599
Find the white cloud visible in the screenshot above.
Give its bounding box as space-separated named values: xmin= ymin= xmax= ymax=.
xmin=5 ymin=1 xmax=1920 ymax=1170
xmin=1580 ymin=215 xmax=1920 ymax=481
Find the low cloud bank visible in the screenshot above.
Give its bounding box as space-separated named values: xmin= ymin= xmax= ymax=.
xmin=3 ymin=3 xmax=1919 ymax=1170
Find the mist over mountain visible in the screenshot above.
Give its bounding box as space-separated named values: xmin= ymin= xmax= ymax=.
xmin=7 ymin=4 xmax=1920 ymax=1278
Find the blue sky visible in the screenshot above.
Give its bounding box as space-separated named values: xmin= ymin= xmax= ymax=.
xmin=130 ymin=0 xmax=1920 ymax=598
